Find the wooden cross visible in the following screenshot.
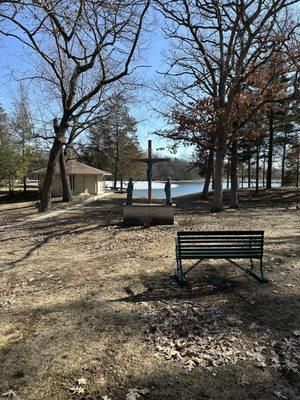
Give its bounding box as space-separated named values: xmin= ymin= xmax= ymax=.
xmin=136 ymin=140 xmax=169 ymax=203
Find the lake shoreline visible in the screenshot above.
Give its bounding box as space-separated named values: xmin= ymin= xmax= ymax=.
xmin=132 ymin=186 xmax=297 ymax=202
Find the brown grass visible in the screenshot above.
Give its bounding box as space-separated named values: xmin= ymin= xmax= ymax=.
xmin=0 ymin=189 xmax=299 ymax=400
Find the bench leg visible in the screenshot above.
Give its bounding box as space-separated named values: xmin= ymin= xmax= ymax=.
xmin=250 ymin=258 xmax=254 ymax=270
xmin=175 ymin=257 xmax=185 ymax=287
xmin=249 ymin=258 xmax=267 ymax=282
xmin=259 ymin=258 xmax=266 ymax=282
xmin=226 ymin=258 xmax=268 ymax=283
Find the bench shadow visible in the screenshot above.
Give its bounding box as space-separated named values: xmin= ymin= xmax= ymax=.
xmin=114 ymin=269 xmax=249 ymax=303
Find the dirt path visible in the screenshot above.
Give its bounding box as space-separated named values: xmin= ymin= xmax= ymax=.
xmin=0 ymin=190 xmax=299 ymax=400
xmin=0 ymin=193 xmax=111 ymax=230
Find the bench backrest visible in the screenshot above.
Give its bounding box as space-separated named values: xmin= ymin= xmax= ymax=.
xmin=176 ymin=231 xmax=264 ymax=259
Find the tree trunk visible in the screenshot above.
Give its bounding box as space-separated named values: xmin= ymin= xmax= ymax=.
xmin=262 ymin=151 xmax=266 ymax=187
xmin=211 ymin=121 xmax=226 ymax=212
xmin=22 ymin=128 xmax=27 ymax=192
xmin=281 ymin=131 xmax=287 ymax=187
xmin=248 ymin=156 xmax=251 ymax=188
xmin=201 ymin=147 xmax=214 ymax=200
xmin=211 ymin=148 xmax=225 ymax=212
xmin=266 ymin=110 xmax=274 ymax=189
xmin=40 ymin=137 xmax=63 ymax=212
xmin=226 ymin=161 xmax=230 ymax=189
xmin=255 ymin=137 xmax=260 ymax=194
xmin=8 ymin=173 xmax=14 ymax=197
xmin=241 ymin=163 xmax=244 ymax=188
xmin=296 ymin=154 xmax=299 ymax=188
xmin=230 ymin=139 xmax=238 ymax=208
xmin=113 ymin=147 xmax=119 ymax=190
xmin=59 ymin=147 xmax=72 ymax=202
xmin=211 ymin=160 xmax=215 ymax=190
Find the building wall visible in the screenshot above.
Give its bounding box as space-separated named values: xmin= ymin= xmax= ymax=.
xmin=74 ymin=174 xmax=85 ymax=195
xmin=97 ymin=176 xmax=106 ymax=194
xmin=74 ymin=175 xmax=106 ymax=195
xmin=83 ymin=175 xmax=96 ymax=195
xmin=38 ymin=173 xmax=107 ymax=197
xmin=52 ymin=175 xmax=63 ymax=197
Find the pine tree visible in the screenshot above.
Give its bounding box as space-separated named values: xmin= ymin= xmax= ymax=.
xmin=11 ymin=84 xmax=36 ymax=192
xmin=0 ymin=104 xmax=21 ymax=194
xmin=80 ymin=93 xmax=144 ymax=187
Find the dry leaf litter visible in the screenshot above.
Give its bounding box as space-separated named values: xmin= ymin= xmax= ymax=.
xmin=145 ymin=301 xmax=300 ymax=373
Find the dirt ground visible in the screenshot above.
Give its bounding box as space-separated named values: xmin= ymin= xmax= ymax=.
xmin=0 ymin=189 xmax=299 ymax=400
xmin=0 ymin=192 xmax=93 ymax=226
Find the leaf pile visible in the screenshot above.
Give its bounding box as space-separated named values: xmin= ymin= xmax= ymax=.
xmin=272 ymin=336 xmax=300 ymax=374
xmin=125 ymin=388 xmax=150 ymax=400
xmin=145 ymin=301 xmax=300 ymax=373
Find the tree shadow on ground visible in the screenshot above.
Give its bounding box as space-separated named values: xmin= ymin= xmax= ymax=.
xmin=0 ymin=296 xmax=150 ymax=397
xmin=115 ymin=270 xmax=299 ymax=398
xmin=1 ymin=286 xmax=299 ymax=399
xmin=117 ymin=271 xmax=242 ymax=303
xmin=1 ymin=195 xmax=174 ymax=267
xmin=1 ymin=198 xmax=126 ymax=267
xmin=174 ymin=188 xmax=300 ymax=215
xmin=0 ymin=190 xmax=40 ymax=204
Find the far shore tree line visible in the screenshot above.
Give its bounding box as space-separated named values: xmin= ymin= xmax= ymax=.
xmin=0 ymin=0 xmax=299 ymax=212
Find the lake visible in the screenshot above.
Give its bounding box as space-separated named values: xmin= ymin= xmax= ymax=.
xmin=107 ymin=180 xmax=280 ymax=199
xmin=133 ymin=181 xmax=206 ymax=198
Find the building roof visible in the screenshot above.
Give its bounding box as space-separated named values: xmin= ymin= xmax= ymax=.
xmin=34 ymin=160 xmax=112 ymax=176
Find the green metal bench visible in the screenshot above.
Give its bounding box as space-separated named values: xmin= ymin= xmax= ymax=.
xmin=175 ymin=231 xmax=267 ymax=286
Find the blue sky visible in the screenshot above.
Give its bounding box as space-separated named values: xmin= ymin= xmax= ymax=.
xmin=0 ymin=19 xmax=191 ymax=159
xmin=1 ymin=4 xmax=299 ymax=160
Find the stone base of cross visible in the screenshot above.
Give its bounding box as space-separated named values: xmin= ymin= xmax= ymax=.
xmin=136 ymin=140 xmax=169 ymax=203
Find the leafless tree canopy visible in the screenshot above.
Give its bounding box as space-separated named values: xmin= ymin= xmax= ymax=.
xmin=157 ymin=0 xmax=299 ymax=100
xmin=0 ymin=0 xmax=151 ymax=210
xmin=0 ymin=0 xmax=150 ymax=130
xmin=154 ymin=0 xmax=299 ymax=211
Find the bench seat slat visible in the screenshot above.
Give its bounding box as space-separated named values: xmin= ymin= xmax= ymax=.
xmin=178 ymin=231 xmax=264 ymax=236
xmin=180 ymin=254 xmax=262 ymax=257
xmin=180 ymin=249 xmax=262 ymax=253
xmin=178 ymin=239 xmax=263 ymax=243
xmin=179 ymin=249 xmax=262 ymax=252
xmin=179 ymin=238 xmax=263 ymax=241
xmin=180 ymin=252 xmax=262 ymax=255
xmin=180 ymin=255 xmax=262 ymax=259
xmin=178 ymin=234 xmax=263 ymax=237
xmin=180 ymin=243 xmax=261 ymax=249
xmin=180 ymin=252 xmax=261 ymax=258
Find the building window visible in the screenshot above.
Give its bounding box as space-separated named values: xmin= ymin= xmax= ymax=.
xmin=69 ymin=174 xmax=75 ymax=191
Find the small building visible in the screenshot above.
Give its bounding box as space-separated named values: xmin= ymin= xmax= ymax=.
xmin=34 ymin=160 xmax=111 ymax=197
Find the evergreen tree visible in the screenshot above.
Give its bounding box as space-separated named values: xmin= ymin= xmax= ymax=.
xmin=11 ymin=84 xmax=36 ymax=192
xmin=80 ymin=93 xmax=144 ymax=187
xmin=0 ymin=104 xmax=21 ymax=194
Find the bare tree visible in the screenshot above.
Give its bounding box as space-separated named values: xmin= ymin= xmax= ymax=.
xmin=0 ymin=0 xmax=151 ymax=211
xmin=155 ymin=0 xmax=299 ymax=211
xmin=154 ymin=98 xmax=216 ymax=199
